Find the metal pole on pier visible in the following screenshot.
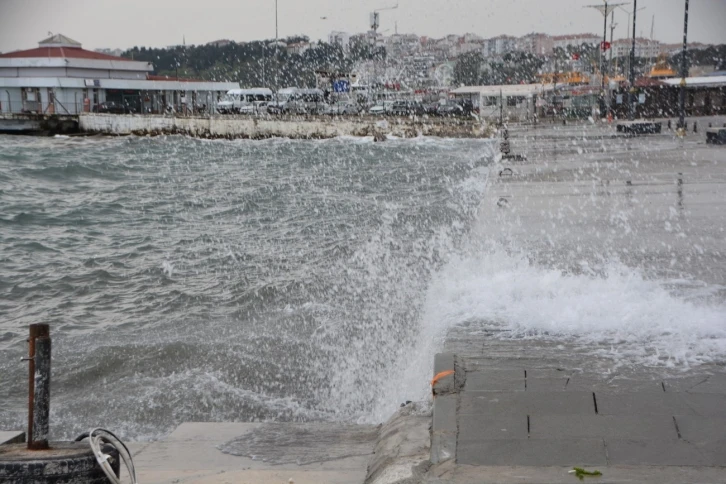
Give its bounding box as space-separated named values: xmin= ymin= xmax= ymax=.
xmin=275 ymin=0 xmax=279 ymax=114
xmin=602 ymin=1 xmax=608 ymax=98
xmin=25 ymin=323 xmax=51 ymax=450
xmin=678 ymin=0 xmax=689 ymax=133
xmin=628 ymin=0 xmax=637 ymax=121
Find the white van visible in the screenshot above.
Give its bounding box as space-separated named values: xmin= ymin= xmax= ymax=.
xmin=290 ymin=89 xmax=325 ymax=115
xmin=217 ymin=88 xmax=273 ymax=114
xmin=265 ymin=88 xmax=325 ymax=115
xmin=266 ymin=87 xmax=299 ymax=114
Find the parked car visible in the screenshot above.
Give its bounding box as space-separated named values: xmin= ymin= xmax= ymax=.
xmin=238 ymin=102 xmax=268 ymax=115
xmin=322 ymin=101 xmax=362 ymax=115
xmin=390 ymin=100 xmax=425 ymax=116
xmin=96 ymin=101 xmax=134 ymax=114
xmin=368 ymin=101 xmax=394 ymax=115
xmin=459 ymin=99 xmax=475 ymax=115
xmin=423 ymin=102 xmax=440 ymax=116
xmin=217 ymin=88 xmax=272 ymax=114
xmin=437 ymin=101 xmax=464 ymax=117
xmin=267 ymin=87 xmax=299 ymax=114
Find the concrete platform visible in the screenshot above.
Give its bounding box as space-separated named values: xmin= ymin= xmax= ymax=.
xmin=442 ymin=359 xmax=726 ymax=465
xmin=425 ymin=339 xmax=726 ymax=482
xmin=129 ymin=422 xmax=376 ymax=484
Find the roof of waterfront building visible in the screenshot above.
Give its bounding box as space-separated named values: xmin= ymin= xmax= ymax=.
xmin=0 ymin=34 xmax=127 ymax=61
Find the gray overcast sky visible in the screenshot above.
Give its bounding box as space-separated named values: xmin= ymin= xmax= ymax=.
xmin=0 ymin=0 xmax=724 ymax=52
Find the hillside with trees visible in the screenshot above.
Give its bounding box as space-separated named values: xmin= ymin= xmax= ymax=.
xmin=123 ymin=37 xmax=724 ymax=89
xmin=122 ymin=36 xmax=377 ymax=88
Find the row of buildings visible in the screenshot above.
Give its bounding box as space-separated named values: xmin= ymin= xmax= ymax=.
xmin=326 ymin=30 xmax=706 ymax=62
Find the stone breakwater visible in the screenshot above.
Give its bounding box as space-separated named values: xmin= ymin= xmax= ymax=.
xmin=78 ymin=113 xmax=492 ymax=140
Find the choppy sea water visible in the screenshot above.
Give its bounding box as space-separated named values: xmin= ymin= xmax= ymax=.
xmin=1 ymin=133 xmax=725 ymax=441
xmin=0 ymin=134 xmax=492 ymax=440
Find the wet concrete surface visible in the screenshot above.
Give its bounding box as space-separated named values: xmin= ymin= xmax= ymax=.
xmin=128 ymin=422 xmax=376 ymax=483
xmin=426 ymin=117 xmax=726 ymax=483
xmin=487 ymin=117 xmax=726 ymax=293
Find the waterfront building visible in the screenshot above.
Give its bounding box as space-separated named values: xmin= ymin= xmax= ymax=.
xmin=611 ymin=38 xmax=661 ymax=59
xmin=450 ymin=83 xmax=553 ymax=121
xmin=0 ymin=34 xmax=238 ymax=115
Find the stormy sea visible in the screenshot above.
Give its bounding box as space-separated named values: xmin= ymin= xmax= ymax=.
xmin=1 ymin=133 xmax=725 ymax=441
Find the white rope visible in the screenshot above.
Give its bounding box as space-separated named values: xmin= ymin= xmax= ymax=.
xmin=86 ymin=428 xmax=138 ymax=484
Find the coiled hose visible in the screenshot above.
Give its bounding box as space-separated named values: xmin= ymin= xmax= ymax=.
xmin=75 ymin=428 xmax=138 ymax=484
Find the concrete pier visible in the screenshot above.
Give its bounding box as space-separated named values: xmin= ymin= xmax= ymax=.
xmin=78 ymin=113 xmax=489 ymax=139
xmin=127 ymin=422 xmax=377 ymax=483
xmin=0 ymin=113 xmax=79 ymax=134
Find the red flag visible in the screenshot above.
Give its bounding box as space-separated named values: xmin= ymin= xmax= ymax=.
xmin=600 ymin=41 xmax=611 ymax=52
xmin=571 ymin=53 xmax=581 ymax=60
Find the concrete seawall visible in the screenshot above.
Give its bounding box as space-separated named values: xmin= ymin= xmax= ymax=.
xmin=0 ymin=113 xmax=79 ymax=134
xmin=78 ymin=113 xmax=490 ymax=139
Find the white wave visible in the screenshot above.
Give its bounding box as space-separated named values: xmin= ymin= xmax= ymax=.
xmin=367 ymin=241 xmax=726 ymax=423
xmin=428 ymin=245 xmax=726 ymax=363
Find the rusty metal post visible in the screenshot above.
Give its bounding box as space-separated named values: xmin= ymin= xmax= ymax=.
xmin=26 ymin=323 xmax=50 ymax=450
xmin=32 ymin=336 xmax=51 ymax=449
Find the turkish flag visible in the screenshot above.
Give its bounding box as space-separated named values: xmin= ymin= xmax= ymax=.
xmin=600 ymin=41 xmax=611 ymax=51
xmin=571 ymin=53 xmax=581 ymax=60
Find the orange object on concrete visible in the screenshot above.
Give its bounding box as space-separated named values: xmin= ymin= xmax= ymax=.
xmin=431 ymin=370 xmax=454 ymax=388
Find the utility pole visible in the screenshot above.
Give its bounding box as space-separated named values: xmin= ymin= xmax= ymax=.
xmin=628 ymin=0 xmax=637 ymax=120
xmin=678 ymin=0 xmax=689 ymax=133
xmin=275 ymin=0 xmax=279 ymax=113
xmin=585 ymin=1 xmax=626 ymax=118
xmin=609 ymin=10 xmax=617 ymax=117
xmin=617 ymin=4 xmax=645 ymax=88
xmin=602 ymin=1 xmax=608 ymax=118
xmin=370 ymin=4 xmax=398 ymax=92
xmin=609 ymin=11 xmax=616 ymax=73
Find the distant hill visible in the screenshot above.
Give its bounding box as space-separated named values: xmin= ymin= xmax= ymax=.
xmin=121 ymin=37 xmax=376 ymax=88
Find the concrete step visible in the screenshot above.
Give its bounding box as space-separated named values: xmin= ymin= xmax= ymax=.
xmin=129 ymin=422 xmax=378 ymax=484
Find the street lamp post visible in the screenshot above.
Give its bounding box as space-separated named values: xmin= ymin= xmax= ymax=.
xmin=585 ymin=1 xmax=626 ymax=119
xmin=275 ymin=0 xmax=279 ymax=113
xmin=628 ymin=0 xmax=637 ymax=120
xmin=602 ymin=1 xmax=608 ymax=95
xmin=678 ymin=0 xmax=689 ymax=132
xmin=617 ymin=4 xmax=645 ymax=89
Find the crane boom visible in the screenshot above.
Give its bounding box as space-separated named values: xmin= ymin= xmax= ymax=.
xmin=371 ymin=3 xmax=398 ymax=30
xmin=375 ymin=3 xmax=398 ymax=12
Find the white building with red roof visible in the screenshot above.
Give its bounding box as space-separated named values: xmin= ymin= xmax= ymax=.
xmin=0 ymin=34 xmax=238 ymax=115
